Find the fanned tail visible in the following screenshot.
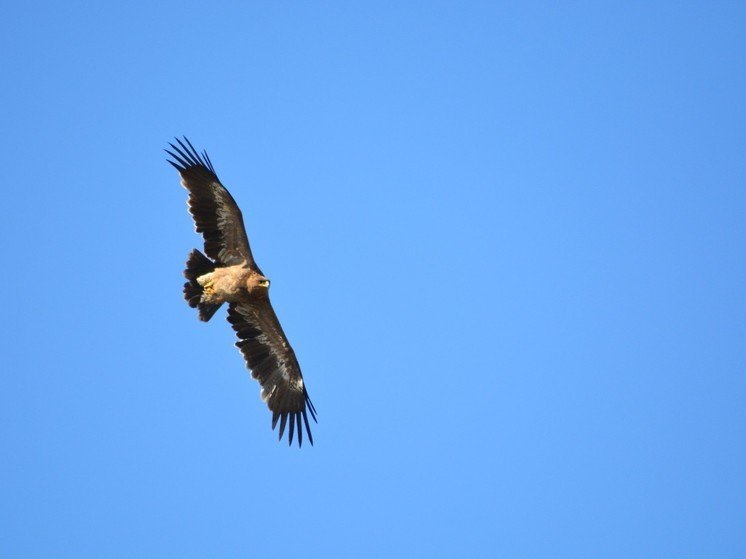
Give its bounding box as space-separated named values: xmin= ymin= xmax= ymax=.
xmin=183 ymin=249 xmax=222 ymax=321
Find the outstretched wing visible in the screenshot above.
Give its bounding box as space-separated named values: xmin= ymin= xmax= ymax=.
xmin=227 ymin=299 xmax=317 ymax=447
xmin=166 ymin=137 xmax=256 ymax=267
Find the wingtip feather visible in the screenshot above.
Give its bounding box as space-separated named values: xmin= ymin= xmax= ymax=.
xmin=302 ymin=410 xmax=314 ymax=446
xmin=278 ymin=413 xmax=288 ymax=441
xmin=166 ymin=137 xmax=218 ymax=179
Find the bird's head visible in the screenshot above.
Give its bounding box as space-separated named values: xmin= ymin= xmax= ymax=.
xmin=247 ymin=275 xmax=271 ymax=293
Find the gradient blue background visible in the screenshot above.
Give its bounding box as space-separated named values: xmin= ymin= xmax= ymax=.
xmin=2 ymin=2 xmax=745 ymax=557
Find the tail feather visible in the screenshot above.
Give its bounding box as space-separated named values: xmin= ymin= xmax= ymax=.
xmin=183 ymin=249 xmax=222 ymax=321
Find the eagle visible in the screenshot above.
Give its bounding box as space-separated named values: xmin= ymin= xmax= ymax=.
xmin=166 ymin=137 xmax=317 ymax=447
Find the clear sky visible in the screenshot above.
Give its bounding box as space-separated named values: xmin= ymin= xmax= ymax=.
xmin=2 ymin=2 xmax=745 ymax=557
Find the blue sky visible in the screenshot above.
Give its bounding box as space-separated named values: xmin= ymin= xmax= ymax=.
xmin=2 ymin=2 xmax=745 ymax=557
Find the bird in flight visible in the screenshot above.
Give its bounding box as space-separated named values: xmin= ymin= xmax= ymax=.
xmin=166 ymin=137 xmax=317 ymax=447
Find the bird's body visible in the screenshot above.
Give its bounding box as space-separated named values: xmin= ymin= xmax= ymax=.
xmin=166 ymin=137 xmax=316 ymax=447
xmin=197 ymin=265 xmax=263 ymax=304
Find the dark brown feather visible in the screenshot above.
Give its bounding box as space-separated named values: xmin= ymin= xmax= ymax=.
xmin=166 ymin=137 xmax=257 ymax=267
xmin=227 ymin=300 xmax=317 ymax=447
